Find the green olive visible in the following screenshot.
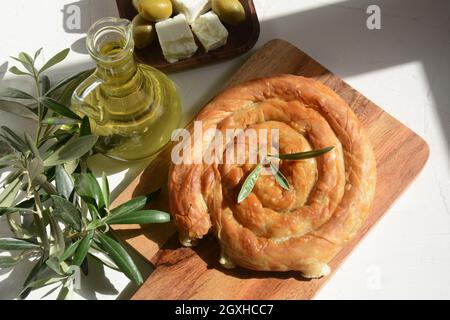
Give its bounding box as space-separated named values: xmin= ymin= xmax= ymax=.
xmin=132 ymin=14 xmax=156 ymax=49
xmin=212 ymin=0 xmax=246 ymax=25
xmin=138 ymin=0 xmax=173 ymax=22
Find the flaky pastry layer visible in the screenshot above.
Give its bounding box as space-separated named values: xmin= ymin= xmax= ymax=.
xmin=168 ymin=75 xmax=376 ymax=278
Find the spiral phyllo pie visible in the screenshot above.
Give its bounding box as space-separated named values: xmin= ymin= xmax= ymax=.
xmin=169 ymin=75 xmax=376 ymax=278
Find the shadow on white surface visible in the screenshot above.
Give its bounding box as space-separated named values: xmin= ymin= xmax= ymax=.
xmin=76 ymin=256 xmax=119 ymax=299
xmin=256 ymin=0 xmax=450 ymax=151
xmin=71 ymin=36 xmax=88 ymax=54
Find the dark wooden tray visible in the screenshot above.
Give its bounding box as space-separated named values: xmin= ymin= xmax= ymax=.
xmin=116 ymin=0 xmax=260 ymax=72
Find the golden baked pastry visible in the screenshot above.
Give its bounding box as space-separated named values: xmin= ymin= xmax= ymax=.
xmin=168 ymin=75 xmax=376 ymax=278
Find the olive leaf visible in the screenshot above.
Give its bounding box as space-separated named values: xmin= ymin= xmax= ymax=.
xmin=106 ymin=210 xmax=170 ymax=225
xmin=234 ymin=147 xmax=334 ymax=203
xmin=34 ymin=48 xmax=43 ymax=61
xmin=72 ymin=231 xmax=94 ymax=266
xmin=110 ymin=196 xmax=147 ymax=216
xmin=96 ymin=232 xmax=143 ymax=285
xmin=43 ymin=135 xmax=97 ymax=166
xmin=55 ymin=165 xmax=74 ymax=200
xmin=0 ymin=178 xmax=21 ymax=207
xmin=40 ymin=75 xmax=50 ymax=94
xmin=43 ymin=133 xmax=72 ymax=157
xmin=24 ymin=132 xmax=41 ymax=158
xmin=0 ymin=207 xmax=34 ymax=216
xmin=0 ymin=87 xmax=35 ymax=100
xmin=85 ymin=218 xmax=106 ymax=231
xmin=39 ymin=48 xmax=70 ymax=74
xmin=269 ymin=146 xmax=334 ymax=160
xmin=47 ymin=212 xmax=66 ymax=257
xmin=269 ymin=162 xmax=290 ymax=190
xmin=64 ymin=159 xmax=79 ymax=175
xmin=59 ymin=239 xmax=81 ymax=262
xmin=8 ymin=66 xmax=30 ymax=76
xmin=1 ymin=126 xmax=28 ymax=153
xmin=0 ymin=238 xmax=40 ymax=251
xmin=80 ymin=253 xmax=89 ymax=275
xmin=0 ymin=154 xmax=17 ymax=168
xmin=101 ymin=172 xmax=110 ymax=209
xmin=88 ymin=246 xmax=119 ymax=270
xmin=0 ymin=169 xmax=22 ymax=188
xmin=20 ymin=257 xmax=47 ymax=299
xmin=0 ymin=134 xmax=26 ymax=153
xmin=41 ymin=117 xmax=80 ymax=126
xmin=10 ymin=53 xmax=35 ymax=74
xmin=39 ymin=97 xmax=81 ymax=120
xmin=51 ymin=195 xmax=81 ymax=231
xmin=80 ymin=116 xmax=91 ymax=136
xmin=15 ymin=194 xmax=49 ymax=209
xmin=0 ymin=99 xmax=38 ymax=120
xmin=18 ymin=52 xmax=34 ymax=69
xmin=0 ymin=141 xmax=13 ymax=158
xmin=75 ymin=172 xmax=105 ymax=209
xmin=87 ymin=203 xmax=100 ymax=221
xmin=45 ymin=68 xmax=94 ymax=97
xmin=0 ymin=255 xmax=24 ymax=268
xmin=27 ymin=158 xmax=44 ymax=184
xmin=45 ymin=257 xmax=65 ymax=275
xmin=1 ymin=127 xmax=26 ymax=143
xmin=8 ymin=212 xmax=37 ymax=240
xmin=237 ymin=163 xmax=262 ymax=203
xmin=0 ymin=51 xmax=160 ymax=299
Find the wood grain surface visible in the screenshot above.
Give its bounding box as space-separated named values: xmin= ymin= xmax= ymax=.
xmin=115 ymin=0 xmax=260 ymax=73
xmin=111 ymin=39 xmax=429 ymax=299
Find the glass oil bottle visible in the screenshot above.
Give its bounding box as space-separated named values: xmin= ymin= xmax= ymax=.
xmin=71 ymin=17 xmax=181 ymax=161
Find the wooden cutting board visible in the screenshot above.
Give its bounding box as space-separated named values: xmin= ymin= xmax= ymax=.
xmin=111 ymin=39 xmax=429 ymax=299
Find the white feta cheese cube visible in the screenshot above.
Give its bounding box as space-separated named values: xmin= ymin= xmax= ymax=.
xmin=155 ymin=14 xmax=198 ymax=63
xmin=191 ymin=11 xmax=229 ymax=52
xmin=172 ymin=0 xmax=211 ymax=24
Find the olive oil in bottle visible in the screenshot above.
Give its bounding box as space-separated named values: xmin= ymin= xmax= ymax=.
xmin=71 ymin=17 xmax=181 ymax=161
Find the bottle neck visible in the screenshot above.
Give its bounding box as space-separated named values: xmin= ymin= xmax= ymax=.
xmin=95 ymin=53 xmax=139 ymax=87
xmin=86 ymin=18 xmax=139 ymax=89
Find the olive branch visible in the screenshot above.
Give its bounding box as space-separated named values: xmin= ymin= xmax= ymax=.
xmin=0 ymin=48 xmax=169 ymax=299
xmin=237 ymin=146 xmax=334 ymax=203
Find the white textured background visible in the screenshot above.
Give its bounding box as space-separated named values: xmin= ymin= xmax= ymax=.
xmin=0 ymin=0 xmax=449 ymax=299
